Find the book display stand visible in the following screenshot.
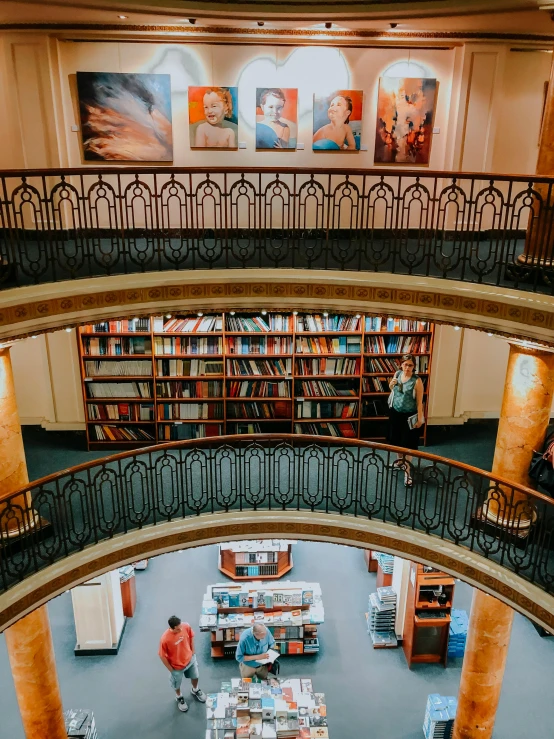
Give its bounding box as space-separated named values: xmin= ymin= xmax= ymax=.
xmin=77 ymin=312 xmax=434 ymax=450
xmin=206 ymin=677 xmax=328 ymax=738
xmin=200 ymin=581 xmax=324 ymax=659
xmin=402 ymin=563 xmax=455 ymax=668
xmin=219 ymin=541 xmax=296 ymax=581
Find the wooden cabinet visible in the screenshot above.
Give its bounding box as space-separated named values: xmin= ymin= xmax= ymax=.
xmin=218 ymin=541 xmax=294 ymax=581
xmin=402 ymin=563 xmax=454 ymax=668
xmin=120 ymin=575 xmax=137 ymax=618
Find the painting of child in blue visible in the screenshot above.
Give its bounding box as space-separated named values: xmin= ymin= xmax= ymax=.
xmin=313 ymin=90 xmax=363 ymax=151
xmin=255 ymin=88 xmax=297 ymax=150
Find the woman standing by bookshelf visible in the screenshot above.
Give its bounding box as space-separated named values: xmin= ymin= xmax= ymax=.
xmin=388 ymin=353 xmax=425 ymax=486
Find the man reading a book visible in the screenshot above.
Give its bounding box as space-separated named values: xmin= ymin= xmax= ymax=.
xmin=235 ymin=623 xmax=276 ymax=679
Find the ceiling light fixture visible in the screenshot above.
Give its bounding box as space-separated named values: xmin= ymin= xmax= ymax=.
xmin=118 ymin=14 xmax=128 ymax=19
xmin=197 ymin=312 xmax=203 ymax=317
xmin=65 ymin=327 xmax=72 ymax=333
xmin=230 ymin=311 xmax=236 ymax=316
xmin=31 ymin=335 xmax=37 ymax=339
xmin=454 ymin=326 xmax=460 ymax=331
xmin=165 ymin=314 xmax=172 ymax=319
xmin=325 ymin=22 xmax=332 ymax=29
xmin=257 ymin=21 xmax=264 ymax=26
xmin=390 ymin=22 xmax=398 ymax=29
xmin=189 ymin=18 xmax=197 ymax=24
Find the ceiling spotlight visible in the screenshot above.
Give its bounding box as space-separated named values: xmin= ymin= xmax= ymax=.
xmin=165 ymin=314 xmax=172 ymax=319
xmin=355 ymin=314 xmax=361 ymax=319
xmin=293 ymin=311 xmax=298 ymax=316
xmin=197 ymin=311 xmax=203 ymax=317
xmin=118 ymin=14 xmax=128 ymax=19
xmin=230 ymin=311 xmax=236 ymax=316
xmin=487 ymin=332 xmax=493 ymax=337
xmin=65 ymin=327 xmax=72 ymax=333
xmin=454 ymin=326 xmax=460 ymax=331
xmin=390 ymin=22 xmax=398 ymax=29
xmin=325 ymin=22 xmax=332 ymax=29
xmin=189 ymin=18 xmax=197 ymax=24
xmin=323 ymin=312 xmax=329 ymax=317
xmin=31 ymin=335 xmax=37 ymax=339
xmin=261 ymin=310 xmax=267 ymax=315
xmin=257 ymin=20 xmax=264 ymax=26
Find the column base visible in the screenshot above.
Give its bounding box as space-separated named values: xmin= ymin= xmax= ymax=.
xmin=1 ymin=514 xmax=52 ymax=556
xmin=516 ymin=252 xmax=554 ymax=268
xmin=471 ymin=506 xmax=535 ymax=548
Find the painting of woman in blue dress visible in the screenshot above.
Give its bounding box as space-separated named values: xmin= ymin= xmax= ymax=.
xmin=313 ymin=90 xmax=363 ymax=151
xmin=255 ymin=88 xmax=297 ymax=149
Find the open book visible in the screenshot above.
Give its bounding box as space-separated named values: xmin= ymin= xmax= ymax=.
xmin=256 ymin=648 xmax=280 ymax=665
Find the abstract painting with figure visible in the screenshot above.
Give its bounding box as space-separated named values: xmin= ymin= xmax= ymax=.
xmin=374 ymin=77 xmax=438 ymax=165
xmin=313 ymin=90 xmax=363 ymax=151
xmin=76 ymin=72 xmax=173 ymax=161
xmin=188 ymin=86 xmax=238 ymax=149
xmin=255 ymin=88 xmax=298 ymax=150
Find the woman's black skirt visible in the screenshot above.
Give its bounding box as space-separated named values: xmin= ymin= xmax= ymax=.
xmin=388 ymin=407 xmax=421 ymax=451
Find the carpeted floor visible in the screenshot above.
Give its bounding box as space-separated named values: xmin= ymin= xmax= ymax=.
xmin=1 ymin=422 xmax=553 ymax=739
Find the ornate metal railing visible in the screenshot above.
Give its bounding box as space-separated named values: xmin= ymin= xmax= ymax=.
xmin=1 ymin=166 xmax=554 ymax=294
xmin=1 ymin=435 xmax=553 ymax=597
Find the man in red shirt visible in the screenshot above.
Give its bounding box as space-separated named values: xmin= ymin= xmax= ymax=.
xmin=159 ymin=615 xmax=206 ymax=712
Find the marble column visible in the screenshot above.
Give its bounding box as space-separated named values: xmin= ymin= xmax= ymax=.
xmin=519 ymin=55 xmax=554 ymax=266
xmin=454 ymin=340 xmax=554 ymax=739
xmin=0 ymin=346 xmax=66 ymax=738
xmin=0 ymin=346 xmax=34 ymax=534
xmin=5 ymin=606 xmax=67 ymax=739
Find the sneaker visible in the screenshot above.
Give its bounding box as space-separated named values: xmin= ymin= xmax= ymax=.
xmin=192 ymin=687 xmax=207 ymax=703
xmin=176 ymin=696 xmax=189 ymax=712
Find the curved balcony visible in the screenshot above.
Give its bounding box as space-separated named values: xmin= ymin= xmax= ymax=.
xmin=0 ymin=166 xmax=553 ymax=295
xmin=1 ymin=435 xmax=553 ymax=632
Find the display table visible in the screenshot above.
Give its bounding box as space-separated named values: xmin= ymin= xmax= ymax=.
xmin=206 ymin=677 xmax=329 ymax=738
xmin=219 ymin=540 xmax=296 ymax=581
xmin=200 ymin=580 xmax=324 ymax=659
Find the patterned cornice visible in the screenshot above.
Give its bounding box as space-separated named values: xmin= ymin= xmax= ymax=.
xmin=1 ymin=23 xmax=554 ymax=44
xmin=1 ymin=278 xmax=553 ymax=346
xmin=1 ymin=516 xmax=552 ymax=632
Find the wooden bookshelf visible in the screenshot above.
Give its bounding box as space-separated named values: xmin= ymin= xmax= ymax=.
xmin=77 ymin=312 xmax=434 ymax=449
xmin=218 ymin=541 xmax=295 ymax=581
xmin=402 ymin=563 xmax=455 ymax=669
xmin=200 ymin=581 xmax=323 ymax=659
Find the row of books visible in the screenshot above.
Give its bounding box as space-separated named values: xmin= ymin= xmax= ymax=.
xmin=295 ymin=358 xmax=360 ymax=376
xmin=85 ymin=381 xmax=153 ymax=398
xmin=158 ymin=423 xmax=222 ymax=440
xmin=228 ymin=359 xmax=292 ymax=377
xmin=213 ymin=625 xmax=306 ymax=643
xmin=227 ymin=337 xmax=291 ymax=355
xmin=225 ymin=315 xmax=291 ymax=332
xmin=228 ymin=381 xmax=291 ymax=398
xmin=295 ymin=336 xmax=361 ymax=354
xmin=156 ymin=380 xmax=223 ymax=398
xmin=294 ymin=422 xmax=357 ymax=438
xmin=205 ymin=678 xmax=328 ymax=739
xmin=366 ymin=356 xmax=429 ymax=373
xmin=81 ymin=336 xmax=151 ymax=356
xmin=365 ymin=316 xmax=430 ymax=332
xmin=363 ymin=375 xmax=428 ymax=393
xmin=296 ymin=380 xmax=357 ymax=398
xmin=157 ymin=359 xmax=223 ymax=377
xmin=87 ymin=403 xmax=154 ymax=421
xmin=234 ymin=551 xmax=278 ymax=564
xmin=208 ymin=584 xmax=317 ymax=609
xmin=153 ymin=315 xmax=222 ymax=333
xmin=227 ymin=402 xmax=290 ymax=419
xmin=219 ymin=541 xmax=295 ymax=553
xmin=295 ymin=401 xmax=358 ymax=419
xmin=154 ymin=337 xmax=223 ymax=355
xmin=365 ymin=335 xmax=430 ymax=353
xmin=296 ymin=314 xmax=360 ymax=332
xmin=235 ymin=564 xmax=279 ymax=577
xmin=90 ymin=425 xmax=155 ymax=442
xmin=158 ymin=403 xmax=224 ymax=420
xmin=82 ymin=318 xmax=150 ymax=333
xmin=84 ymin=360 xmax=152 ymax=378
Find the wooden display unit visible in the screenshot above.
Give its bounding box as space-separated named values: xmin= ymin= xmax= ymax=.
xmin=218 ymin=541 xmax=294 ymax=581
xmin=200 ymin=581 xmax=323 ymax=659
xmin=77 ymin=312 xmax=434 ymax=450
xmin=402 ymin=563 xmax=455 ymax=668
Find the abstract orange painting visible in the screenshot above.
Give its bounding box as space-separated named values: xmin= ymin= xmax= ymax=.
xmin=374 ymin=77 xmax=437 ymax=165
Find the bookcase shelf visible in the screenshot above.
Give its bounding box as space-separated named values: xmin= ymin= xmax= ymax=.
xmin=77 ymin=312 xmax=434 ymax=450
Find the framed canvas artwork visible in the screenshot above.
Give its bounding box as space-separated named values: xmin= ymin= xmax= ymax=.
xmin=188 ymin=86 xmax=238 ymax=149
xmin=313 ymin=90 xmax=363 ymax=151
xmin=374 ymin=77 xmax=437 ymax=165
xmin=255 ymin=88 xmax=298 ymax=149
xmin=76 ymin=72 xmax=173 ymax=162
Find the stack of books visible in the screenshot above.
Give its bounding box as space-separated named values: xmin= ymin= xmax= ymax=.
xmin=205 ymin=677 xmax=329 ymax=738
xmin=64 ymin=709 xmax=98 ymax=739
xmin=423 ymin=694 xmax=457 ymax=739
xmin=448 ymin=609 xmax=469 ymax=659
xmin=366 ymin=586 xmax=397 ymax=648
xmin=374 ymin=552 xmax=394 ymax=575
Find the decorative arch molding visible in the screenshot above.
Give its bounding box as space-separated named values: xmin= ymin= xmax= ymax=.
xmin=1 ymin=512 xmax=553 ymax=634
xmin=1 ymin=270 xmax=553 ymax=345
